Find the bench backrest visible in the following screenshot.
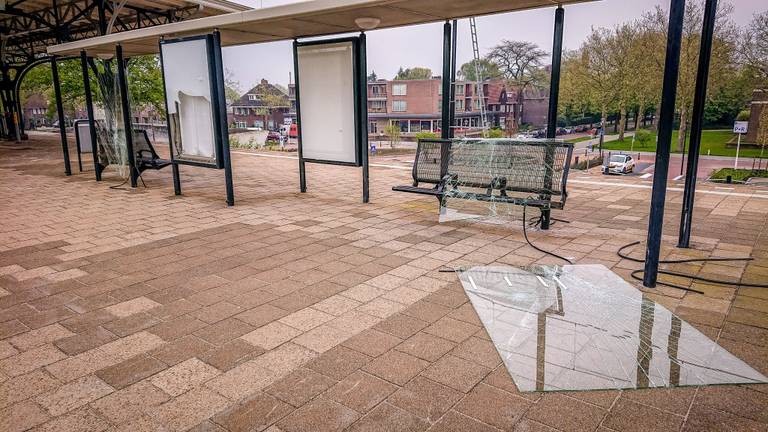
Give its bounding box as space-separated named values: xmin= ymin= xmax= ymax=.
xmin=92 ymin=120 xmax=160 ymax=165
xmin=413 ymin=138 xmax=573 ymax=198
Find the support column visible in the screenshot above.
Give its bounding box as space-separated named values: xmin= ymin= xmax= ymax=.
xmin=678 ymin=0 xmax=717 ymax=248
xmin=115 ymin=45 xmax=138 ymax=187
xmin=643 ymin=0 xmax=686 ymax=287
xmin=51 ymin=56 xmax=72 ymax=176
xmin=440 ymin=21 xmax=452 ymax=140
xmin=360 ymin=33 xmax=370 ymax=204
xmin=449 ymin=20 xmax=458 ymax=138
xmin=81 ymin=50 xmax=102 ymax=181
xmin=541 ymin=6 xmax=564 ymax=231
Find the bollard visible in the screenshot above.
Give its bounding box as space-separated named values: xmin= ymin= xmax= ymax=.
xmin=726 ymin=175 xmax=732 ymax=184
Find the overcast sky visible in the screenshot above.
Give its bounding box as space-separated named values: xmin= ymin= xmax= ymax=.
xmin=221 ymin=0 xmax=766 ymax=91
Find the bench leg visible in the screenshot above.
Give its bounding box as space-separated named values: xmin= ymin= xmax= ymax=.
xmin=540 ymin=209 xmax=551 ymax=230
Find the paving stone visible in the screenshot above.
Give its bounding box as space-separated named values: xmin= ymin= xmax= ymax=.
xmin=454 ymin=383 xmax=530 ymax=430
xmin=213 ymin=392 xmax=294 ymax=432
xmin=205 ymin=359 xmax=278 ymax=400
xmin=194 ymin=317 xmax=255 ymax=346
xmin=423 ymin=317 xmax=479 ymax=343
xmin=91 ymin=381 xmax=171 ymax=424
xmin=101 ymin=311 xmax=162 ymax=337
xmin=525 ymin=393 xmax=606 ymax=432
xmin=342 ymin=328 xmax=402 ymax=357
xmin=307 ymin=345 xmax=372 ymax=381
xmin=602 ymin=398 xmax=684 ymax=432
xmin=348 ymin=402 xmax=430 ymax=432
xmin=325 ymin=370 xmax=398 ymax=413
xmin=151 ymin=334 xmax=214 ymax=366
xmin=53 ymin=326 xmax=117 ymax=356
xmin=8 ymin=323 xmax=74 ymax=351
xmin=396 ymin=332 xmax=456 ymax=362
xmin=0 ymin=369 xmax=60 ymax=409
xmin=279 ymin=307 xmax=335 ymax=331
xmin=266 ymin=368 xmax=337 ymax=407
xmin=0 ymin=400 xmax=50 ymax=432
xmin=235 ymin=304 xmax=290 ymax=328
xmin=148 ymin=387 xmax=230 ymax=432
xmin=277 ymin=397 xmax=359 ymax=432
xmin=427 ymin=410 xmax=501 ymax=432
xmin=104 ymin=296 xmax=161 ymax=318
xmin=373 ymin=313 xmax=429 ymax=339
xmin=0 ymin=343 xmax=67 ymax=377
xmin=387 ymin=376 xmax=463 ymax=423
xmin=95 ymin=354 xmax=167 ymax=389
xmin=241 ymin=321 xmax=302 ymax=350
xmin=363 ymin=350 xmax=429 ymax=386
xmin=34 ymin=407 xmax=111 ymax=432
xmin=36 ymin=374 xmax=113 ymax=416
xmin=420 ymin=355 xmax=490 ymax=393
xmin=150 ymin=357 xmax=220 ymax=396
xmin=200 ymin=339 xmax=264 ymax=371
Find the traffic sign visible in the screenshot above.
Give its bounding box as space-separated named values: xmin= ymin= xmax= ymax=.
xmin=733 ymin=121 xmax=748 ymax=134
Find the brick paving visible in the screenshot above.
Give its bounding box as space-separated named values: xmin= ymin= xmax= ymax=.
xmin=0 ymin=132 xmax=766 ymax=431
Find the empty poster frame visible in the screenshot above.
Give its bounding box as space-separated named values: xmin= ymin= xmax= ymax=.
xmin=295 ymin=38 xmax=362 ymax=165
xmin=294 ymin=36 xmax=369 ymax=202
xmin=159 ymin=34 xmax=225 ymax=169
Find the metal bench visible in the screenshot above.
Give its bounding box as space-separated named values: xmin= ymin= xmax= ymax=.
xmin=94 ymin=125 xmax=172 ymax=179
xmin=393 ymin=138 xmax=574 ymax=229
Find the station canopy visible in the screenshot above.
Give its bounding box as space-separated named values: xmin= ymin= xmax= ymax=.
xmin=48 ymin=0 xmax=596 ymax=58
xmin=2 ymin=0 xmax=248 ymax=64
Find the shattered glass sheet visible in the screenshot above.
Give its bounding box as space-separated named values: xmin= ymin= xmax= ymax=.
xmin=438 ymin=139 xmax=569 ymax=225
xmin=458 ymin=264 xmax=768 ymax=392
xmin=93 ymin=58 xmax=130 ymax=178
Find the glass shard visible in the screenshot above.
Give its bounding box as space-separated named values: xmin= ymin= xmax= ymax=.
xmin=457 ymin=264 xmax=768 ymax=392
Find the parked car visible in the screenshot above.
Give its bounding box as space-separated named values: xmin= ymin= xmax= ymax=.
xmin=288 ymin=123 xmax=298 ymax=138
xmin=266 ymin=131 xmax=281 ymax=142
xmin=604 ymin=154 xmax=635 ymax=174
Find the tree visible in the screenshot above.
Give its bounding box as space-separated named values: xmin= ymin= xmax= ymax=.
xmin=742 ymin=11 xmax=768 ymax=86
xmin=458 ymin=59 xmax=500 ymax=81
xmin=383 ymin=123 xmax=401 ymax=148
xmin=367 ymin=71 xmax=378 ymax=82
xmin=224 ymin=68 xmax=242 ymax=106
xmin=485 ymin=40 xmax=548 ymax=131
xmin=394 ymin=67 xmax=432 ymax=80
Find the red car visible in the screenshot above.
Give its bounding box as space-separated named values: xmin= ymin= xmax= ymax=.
xmin=266 ymin=131 xmax=281 ymax=142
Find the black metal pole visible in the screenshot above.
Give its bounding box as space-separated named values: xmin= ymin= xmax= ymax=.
xmin=546 ymin=6 xmax=564 ymax=140
xmin=81 ymin=51 xmax=101 ymax=180
xmin=440 ymin=21 xmax=452 ymax=140
xmin=449 ymin=20 xmax=458 ymax=138
xmin=360 ymin=33 xmax=370 ymax=204
xmin=644 ymin=0 xmax=686 ymax=287
xmin=115 ymin=45 xmax=138 ymax=188
xmin=678 ymin=0 xmax=717 ymax=248
xmin=213 ymin=31 xmax=234 ymax=206
xmin=51 ymin=56 xmax=72 ymax=176
xmin=541 ymin=6 xmax=565 ymax=231
xmin=293 ymin=40 xmax=307 ymax=193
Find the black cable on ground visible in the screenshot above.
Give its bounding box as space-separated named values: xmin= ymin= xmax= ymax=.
xmin=522 ymin=204 xmax=573 ymax=265
xmin=617 ymin=241 xmax=768 ymax=292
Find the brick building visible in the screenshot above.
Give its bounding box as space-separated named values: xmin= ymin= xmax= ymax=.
xmin=745 ymin=89 xmax=767 ymax=145
xmin=288 ymin=77 xmax=547 ymax=137
xmin=22 ymin=93 xmax=50 ymax=128
xmin=231 ymin=79 xmax=290 ymax=130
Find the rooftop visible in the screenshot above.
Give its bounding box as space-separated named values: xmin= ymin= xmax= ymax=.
xmin=0 ymin=132 xmax=766 ymax=431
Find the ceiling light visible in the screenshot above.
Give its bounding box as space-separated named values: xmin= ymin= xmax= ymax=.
xmin=355 ymin=17 xmax=381 ymax=31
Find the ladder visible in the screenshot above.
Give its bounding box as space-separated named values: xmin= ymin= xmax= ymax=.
xmin=469 ymin=17 xmax=489 ymax=135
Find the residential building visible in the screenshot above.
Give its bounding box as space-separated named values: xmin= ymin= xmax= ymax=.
xmin=22 ymin=93 xmax=50 ymax=128
xmin=231 ymin=79 xmax=290 ymax=130
xmin=286 ymin=77 xmax=547 ymax=137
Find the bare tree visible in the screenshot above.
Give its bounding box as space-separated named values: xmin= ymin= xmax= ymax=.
xmin=486 ymin=40 xmax=548 ymax=131
xmin=742 ymin=11 xmax=768 ymax=86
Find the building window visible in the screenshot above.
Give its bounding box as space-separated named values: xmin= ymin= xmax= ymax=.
xmin=456 ymin=99 xmax=464 ymax=111
xmin=409 ymin=120 xmax=421 ymax=133
xmin=398 ymin=120 xmax=408 ymax=133
xmin=455 ymin=85 xmax=464 ymax=96
xmin=474 ymin=99 xmax=481 ymax=110
xmin=248 ymin=94 xmax=257 ymax=101
xmin=420 ymin=121 xmax=431 ymax=132
xmin=392 ymin=84 xmax=407 ymax=96
xmin=393 ymin=100 xmax=407 ymax=112
xmin=369 ymin=121 xmax=378 ymax=134
xmin=369 ymin=100 xmax=386 ymax=112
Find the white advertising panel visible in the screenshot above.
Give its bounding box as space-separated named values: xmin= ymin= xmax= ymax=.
xmin=297 ymin=41 xmax=358 ymax=164
xmin=161 ymin=38 xmax=217 ymax=163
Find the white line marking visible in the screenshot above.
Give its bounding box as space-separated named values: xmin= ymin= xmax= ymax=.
xmin=232 ymin=151 xmax=768 ymax=199
xmin=640 ymin=173 xmax=652 ymax=179
xmin=673 ymin=175 xmax=684 ymax=181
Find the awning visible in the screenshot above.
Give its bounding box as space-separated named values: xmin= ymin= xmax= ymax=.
xmin=48 ymin=0 xmax=597 ymax=57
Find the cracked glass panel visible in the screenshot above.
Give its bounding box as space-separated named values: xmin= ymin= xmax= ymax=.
xmin=438 ymin=139 xmax=570 ymax=226
xmin=457 ymin=264 xmax=768 ymax=392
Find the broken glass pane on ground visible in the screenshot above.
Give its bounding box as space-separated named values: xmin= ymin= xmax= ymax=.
xmin=457 ymin=264 xmax=768 ymax=392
